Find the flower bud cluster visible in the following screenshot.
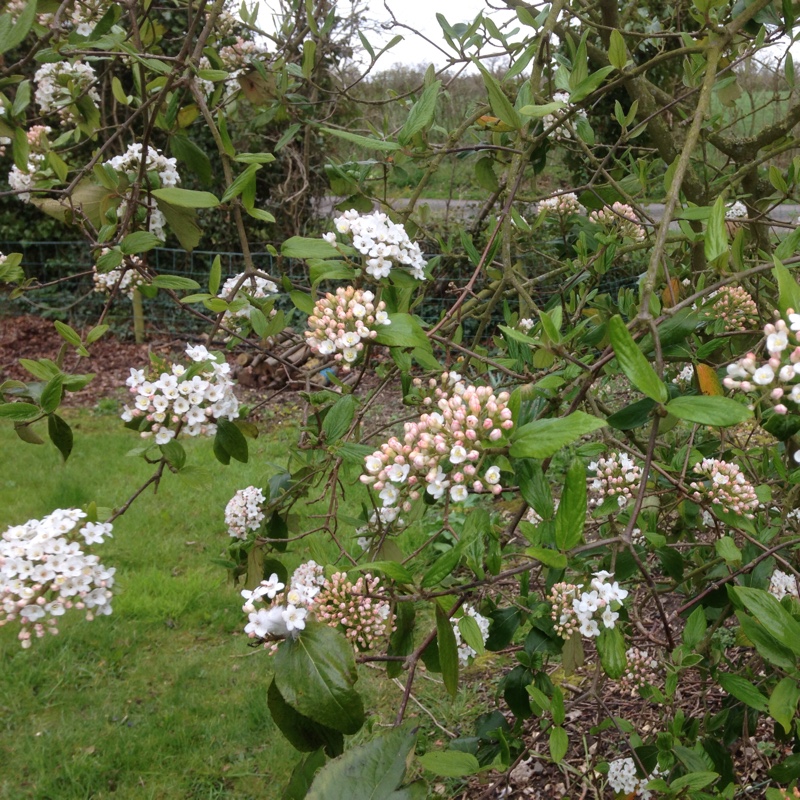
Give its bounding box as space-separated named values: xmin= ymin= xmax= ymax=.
xmin=723 ymin=317 xmax=800 ymax=421
xmin=242 ymin=560 xmax=392 ymax=652
xmin=313 ymin=572 xmax=392 ymax=650
xmin=707 ymin=286 xmax=758 ymax=332
xmin=622 ymin=647 xmax=660 ymax=692
xmin=769 ymin=569 xmax=800 ymax=601
xmin=1 ymin=509 xmax=114 ymax=648
xmin=322 ymin=210 xmax=427 ymax=281
xmin=536 ymin=192 xmax=584 ymax=216
xmin=361 ymin=374 xmax=513 ymax=510
xmin=452 ymin=604 xmax=490 ymax=665
xmin=224 ymin=486 xmax=266 ymax=539
xmin=588 ymin=452 xmax=643 ymax=508
xmin=120 ymin=343 xmax=239 ymax=443
xmin=105 ymin=143 xmax=180 ymax=241
xmin=607 ymin=757 xmax=661 ymax=799
xmin=725 ymin=201 xmax=747 ymax=220
xmin=589 ymin=202 xmax=646 ymax=242
xmin=548 ymin=572 xmax=628 ymax=640
xmin=34 ymin=61 xmax=100 ymax=123
xmin=218 ymin=273 xmax=278 ymax=336
xmin=688 ymin=458 xmax=758 ymax=518
xmin=305 ymin=287 xmax=390 ymax=369
xmin=93 ymin=251 xmax=145 ymax=299
xmin=542 ymin=91 xmax=587 ymax=139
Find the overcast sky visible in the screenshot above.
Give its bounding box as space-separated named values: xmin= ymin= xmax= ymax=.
xmin=257 ymin=0 xmax=519 ymax=70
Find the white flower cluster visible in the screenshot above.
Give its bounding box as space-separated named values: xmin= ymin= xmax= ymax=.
xmin=548 ymin=571 xmax=628 ymax=639
xmin=542 ymin=91 xmax=587 ymax=139
xmin=588 ymin=452 xmax=643 ymax=508
xmin=34 ymin=61 xmax=100 ymax=123
xmin=536 ymin=192 xmax=584 ymax=216
xmin=622 ymin=646 xmax=660 ymax=692
xmin=225 ymin=486 xmax=266 ymax=539
xmin=305 ymin=287 xmax=390 ymax=369
xmin=8 ymin=126 xmax=50 ymax=203
xmin=93 ymin=252 xmax=145 ymax=299
xmin=607 ymin=757 xmax=661 ymax=799
xmin=589 ymin=202 xmax=647 ymax=242
xmin=356 ymin=507 xmax=404 ymax=550
xmin=518 ymin=317 xmax=535 ymax=334
xmin=725 ymin=201 xmax=747 ymax=220
xmin=218 ymin=273 xmax=278 ymax=336
xmin=1 ymin=509 xmax=114 ymax=648
xmin=120 ymin=344 xmax=239 ymax=443
xmin=452 ymin=604 xmax=490 ymax=665
xmin=105 ymin=144 xmax=181 ymax=241
xmin=672 ymin=364 xmax=694 ymax=388
xmin=769 ymin=569 xmax=800 ymax=601
xmin=322 ymin=210 xmax=427 ymax=281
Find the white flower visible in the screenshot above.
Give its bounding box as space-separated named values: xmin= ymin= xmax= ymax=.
xmin=449 ymin=445 xmax=467 ymax=464
xmin=387 ymin=463 xmax=410 ymax=483
xmin=379 ymin=484 xmax=399 ymax=506
xmin=752 ymin=365 xmax=775 ymax=385
xmin=484 ymin=465 xmax=501 ymax=485
xmin=282 ymin=604 xmax=307 ymax=633
xmin=365 ymin=455 xmax=383 ymax=474
xmin=450 ymin=485 xmax=469 ymax=502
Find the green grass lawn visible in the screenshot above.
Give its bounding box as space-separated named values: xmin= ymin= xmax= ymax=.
xmin=0 ymin=409 xmax=307 ymax=800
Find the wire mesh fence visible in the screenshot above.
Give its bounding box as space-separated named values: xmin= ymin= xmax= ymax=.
xmin=0 ymin=240 xmax=642 ymax=339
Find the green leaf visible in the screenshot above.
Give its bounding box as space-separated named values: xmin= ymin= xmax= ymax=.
xmin=282 ymin=237 xmax=341 ymax=260
xmin=436 ymin=605 xmax=459 ymax=697
xmin=322 ymin=395 xmax=355 ymax=442
xmin=458 ymin=615 xmax=486 ymax=656
xmin=268 ymin=679 xmax=343 ymax=755
xmin=290 ymin=290 xmax=315 ymax=315
xmin=770 ymin=677 xmax=800 ymax=734
xmin=569 ymin=66 xmax=615 ymax=103
xmin=670 ymin=772 xmax=718 ymax=791
xmin=159 ymin=440 xmax=186 ymax=471
xmin=596 ymin=626 xmax=626 ymax=679
xmin=519 ymin=101 xmax=567 ymax=118
xmin=738 ymin=614 xmax=796 ymax=671
xmin=170 ymin=135 xmax=212 ymax=184
xmin=40 ymin=374 xmax=63 ymax=415
xmin=215 ymin=418 xmax=248 ymax=463
xmin=221 ymin=163 xmax=261 ymax=204
xmin=732 ymin=587 xmax=800 ymax=656
xmin=86 ymin=324 xmax=109 ymax=345
xmin=608 ymin=29 xmax=627 ymax=69
xmin=208 ymin=255 xmax=221 ymax=296
xmin=320 ymin=127 xmax=401 ymax=152
xmin=473 ymin=60 xmax=521 ymax=129
xmin=773 ymin=258 xmax=800 ymax=317
xmin=151 ymin=187 xmax=219 ymax=208
xmin=156 ymin=201 xmax=202 ymax=251
xmin=54 ymin=320 xmax=83 ymax=348
xmin=555 ymin=458 xmax=586 ymax=550
xmin=398 ymin=81 xmax=441 ymax=145
xmin=524 ymin=546 xmax=567 ymax=569
xmin=282 ymin=750 xmax=327 ymax=800
xmin=48 ymin=413 xmax=73 ymax=461
xmin=682 ymin=606 xmax=707 ymax=649
xmin=718 ymin=673 xmax=768 ymax=712
xmin=274 ymin=622 xmax=365 ymax=735
xmin=715 ymin=536 xmax=742 ymax=564
xmin=374 ymin=314 xmax=430 ymax=350
xmin=665 ymin=396 xmax=751 ymax=427
xmin=510 ymin=412 xmax=607 ymax=459
xmin=0 ymin=402 xmax=40 ymax=421
xmin=606 ymin=398 xmax=656 ymax=430
xmin=150 ymin=275 xmax=201 ymax=291
xmin=306 ymin=723 xmax=423 ymax=800
xmin=607 ymin=316 xmax=667 ymax=403
xmin=549 ymin=726 xmax=568 ymax=763
xmin=358 ymin=562 xmax=414 ymax=585
xmin=704 ymin=195 xmax=728 ymax=265
xmin=0 ymin=0 xmax=35 ymax=53
xmin=421 ymin=547 xmax=461 ymax=588
xmin=418 ymin=750 xmax=480 ymax=777
xmin=120 ymin=231 xmax=161 ymax=255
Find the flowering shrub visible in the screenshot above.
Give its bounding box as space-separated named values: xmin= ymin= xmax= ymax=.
xmin=34 ymin=61 xmax=99 ymax=123
xmin=536 ymin=192 xmax=584 ymax=216
xmin=224 ymin=486 xmax=266 ymax=540
xmin=1 ymin=509 xmax=114 ymax=649
xmin=588 ymin=452 xmax=643 ymax=508
xmin=547 ymin=571 xmax=628 ymax=640
xmin=93 ymin=251 xmax=145 ymax=299
xmin=217 ymin=273 xmax=278 ymax=337
xmin=688 ymin=458 xmax=759 ymax=518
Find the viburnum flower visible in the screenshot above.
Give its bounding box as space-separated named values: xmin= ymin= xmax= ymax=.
xmin=672 ymin=364 xmax=694 ymax=388
xmin=93 ymin=251 xmax=145 ymax=299
xmin=688 ymin=458 xmax=758 ymax=519
xmin=607 ymin=757 xmax=662 ymax=799
xmin=536 ymin=192 xmax=584 ymax=216
xmin=725 ymin=200 xmax=747 ymax=219
xmin=541 ymin=91 xmax=587 ymax=139
xmin=104 ymin=143 xmax=181 ymax=241
xmin=769 ymin=569 xmax=800 ymax=601
xmin=322 ymin=210 xmax=427 ymax=281
xmin=1 ymin=509 xmax=114 ymax=648
xmin=8 ymin=126 xmax=51 ymax=203
xmin=217 ymin=272 xmax=278 ymax=337
xmin=588 ymin=452 xmax=643 ymax=508
xmin=224 ymin=486 xmax=266 ymax=539
xmin=305 ymin=287 xmax=390 ymax=370
xmin=589 ymin=202 xmax=647 ymax=242
xmin=120 ymin=343 xmax=239 ymax=440
xmin=361 ymin=373 xmax=513 ymax=512
xmin=34 ymin=61 xmax=100 ymax=123
xmin=547 ymin=572 xmax=627 ymax=640
xmin=242 ymin=561 xmax=392 ymax=652
xmin=451 ymin=604 xmax=490 ymax=665
xmin=621 ymin=646 xmax=661 ymax=692
xmin=705 ymin=286 xmax=759 ymax=332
